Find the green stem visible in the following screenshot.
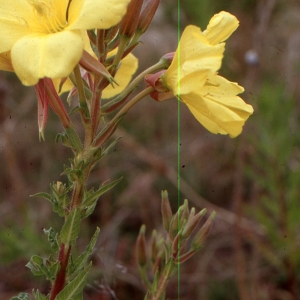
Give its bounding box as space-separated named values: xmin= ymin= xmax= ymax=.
xmin=93 ymin=86 xmax=154 ymax=147
xmin=114 ymin=86 xmax=154 ymax=120
xmin=49 ymin=244 xmax=71 ymax=300
xmin=153 ymin=260 xmax=175 ymax=300
xmin=111 ymin=37 xmax=129 ymax=76
xmin=102 ymin=61 xmax=168 ymax=112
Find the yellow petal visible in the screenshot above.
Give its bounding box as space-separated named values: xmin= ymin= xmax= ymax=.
xmin=203 ymin=11 xmax=239 ymax=45
xmin=0 ymin=51 xmax=14 ymax=72
xmin=103 ymin=53 xmax=138 ymax=99
xmin=182 ymin=75 xmax=253 ymax=137
xmin=0 ymin=1 xmax=34 ymax=52
xmin=51 ymin=0 xmax=69 ymax=24
xmin=11 ymin=30 xmax=84 ymax=86
xmin=165 ymin=25 xmax=224 ymax=95
xmin=68 ymin=0 xmax=131 ymax=30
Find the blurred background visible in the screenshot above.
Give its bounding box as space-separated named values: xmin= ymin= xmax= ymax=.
xmin=1 ymin=0 xmax=300 ymax=299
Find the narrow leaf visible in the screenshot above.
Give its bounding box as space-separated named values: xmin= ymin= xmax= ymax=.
xmin=30 ymin=192 xmax=52 ymax=202
xmin=72 ymin=227 xmax=100 ymax=274
xmin=60 ymin=208 xmax=81 ymax=246
xmin=55 ymin=263 xmax=91 ymax=300
xmin=83 ymin=177 xmax=122 ymax=207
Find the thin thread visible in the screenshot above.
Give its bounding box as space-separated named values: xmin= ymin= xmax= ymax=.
xmin=177 ymin=0 xmax=181 ymax=299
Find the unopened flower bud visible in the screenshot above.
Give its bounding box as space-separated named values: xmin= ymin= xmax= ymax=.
xmin=181 ymin=208 xmax=207 ymax=239
xmin=161 ymin=190 xmax=173 ymax=232
xmin=174 ymin=249 xmax=196 ymax=264
xmin=120 ymin=0 xmax=144 ymax=39
xmin=137 ymin=0 xmax=160 ymax=34
xmin=192 ymin=211 xmax=216 ymax=250
xmin=52 ymin=181 xmax=65 ymax=195
xmin=159 ymin=52 xmax=175 ymax=66
xmin=136 ymin=224 xmax=147 ymax=268
xmin=169 ymin=200 xmax=188 ymax=240
xmin=180 ymin=199 xmax=190 ymax=223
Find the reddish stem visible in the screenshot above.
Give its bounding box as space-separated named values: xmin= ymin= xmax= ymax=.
xmin=50 ymin=243 xmax=71 ymax=300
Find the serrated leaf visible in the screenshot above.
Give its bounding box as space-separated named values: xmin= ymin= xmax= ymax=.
xmin=60 ymin=208 xmax=81 ymax=246
xmin=11 ymin=293 xmax=31 ymax=300
xmin=43 ymin=228 xmax=59 ymax=252
xmin=32 ymin=290 xmax=48 ymax=300
xmin=71 ymin=227 xmax=100 ymax=275
xmin=83 ymin=177 xmax=122 ymax=207
xmin=26 ymin=255 xmax=53 ymax=279
xmin=55 ymin=263 xmax=91 ymax=300
xmin=26 ymin=255 xmax=45 ymax=276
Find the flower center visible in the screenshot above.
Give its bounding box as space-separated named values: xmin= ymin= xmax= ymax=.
xmin=27 ymin=0 xmax=68 ymax=33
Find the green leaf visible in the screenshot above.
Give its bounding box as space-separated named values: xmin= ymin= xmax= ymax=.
xmin=26 ymin=255 xmax=45 ymax=276
xmin=49 ymin=261 xmax=60 ymax=279
xmin=26 ymin=255 xmax=53 ymax=279
xmin=71 ymin=227 xmax=100 ymax=275
xmin=60 ymin=208 xmax=81 ymax=246
xmin=30 ymin=192 xmax=52 ymax=202
xmin=83 ymin=177 xmax=122 ymax=207
xmin=66 ymin=127 xmax=83 ymax=152
xmin=81 ymin=202 xmax=97 ymax=219
xmin=101 ymin=137 xmax=121 ymax=157
xmin=55 ymin=263 xmax=91 ymax=300
xmin=32 ymin=290 xmax=48 ymax=300
xmin=43 ymin=228 xmax=59 ymax=252
xmin=11 ymin=293 xmax=31 ymax=300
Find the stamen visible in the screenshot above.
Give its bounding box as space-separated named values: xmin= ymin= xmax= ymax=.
xmin=27 ymin=0 xmax=68 ymax=33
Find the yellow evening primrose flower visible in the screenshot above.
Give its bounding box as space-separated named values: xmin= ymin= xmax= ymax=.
xmin=161 ymin=11 xmax=253 ymax=137
xmin=182 ymin=75 xmax=253 ymax=137
xmin=0 ymin=0 xmax=131 ymax=86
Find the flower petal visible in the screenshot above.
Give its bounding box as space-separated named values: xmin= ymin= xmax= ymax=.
xmin=11 ymin=30 xmax=84 ymax=86
xmin=0 ymin=1 xmax=34 ymax=52
xmin=203 ymin=11 xmax=239 ymax=45
xmin=165 ymin=25 xmax=224 ymax=95
xmin=0 ymin=51 xmax=14 ymax=72
xmin=103 ymin=53 xmax=138 ymax=99
xmin=68 ymin=0 xmax=130 ymax=30
xmin=182 ymin=75 xmax=253 ymax=137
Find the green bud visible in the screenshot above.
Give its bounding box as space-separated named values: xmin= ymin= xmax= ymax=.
xmin=181 ymin=208 xmax=207 ymax=239
xmin=161 ymin=190 xmax=173 ymax=232
xmin=136 ymin=225 xmax=147 ymax=268
xmin=192 ymin=211 xmax=216 ymax=250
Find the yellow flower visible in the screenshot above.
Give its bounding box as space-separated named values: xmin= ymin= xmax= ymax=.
xmin=54 ymin=50 xmax=138 ymax=99
xmin=0 ymin=0 xmax=130 ymax=86
xmin=182 ymin=75 xmax=253 ymax=137
xmin=162 ymin=11 xmax=253 ymax=137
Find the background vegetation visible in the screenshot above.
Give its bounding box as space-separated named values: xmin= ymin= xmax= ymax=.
xmin=1 ymin=0 xmax=300 ymax=299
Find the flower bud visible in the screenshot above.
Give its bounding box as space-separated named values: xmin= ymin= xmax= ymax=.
xmin=136 ymin=224 xmax=147 ymax=268
xmin=137 ymin=0 xmax=160 ymax=34
xmin=174 ymin=249 xmax=196 ymax=264
xmin=192 ymin=211 xmax=216 ymax=250
xmin=161 ymin=190 xmax=173 ymax=232
xmin=181 ymin=208 xmax=207 ymax=239
xmin=120 ymin=0 xmax=144 ymax=39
